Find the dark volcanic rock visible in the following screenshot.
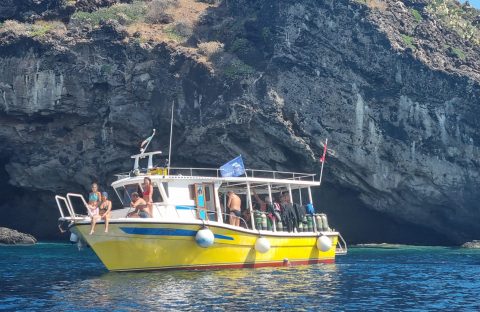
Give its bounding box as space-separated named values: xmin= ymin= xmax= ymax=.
xmin=0 ymin=0 xmax=75 ymax=23
xmin=0 ymin=0 xmax=479 ymax=244
xmin=0 ymin=227 xmax=36 ymax=245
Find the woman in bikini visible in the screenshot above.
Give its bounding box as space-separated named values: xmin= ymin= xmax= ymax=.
xmin=142 ymin=177 xmax=154 ymax=217
xmin=87 ymin=183 xmax=101 ymax=216
xmin=90 ymin=192 xmax=112 ymax=234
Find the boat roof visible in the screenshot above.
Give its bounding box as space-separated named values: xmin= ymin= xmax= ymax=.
xmin=111 ymin=151 xmax=321 ymax=190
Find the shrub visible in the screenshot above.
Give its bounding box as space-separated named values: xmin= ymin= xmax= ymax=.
xmin=224 ymin=59 xmax=255 ymax=79
xmin=164 ymin=28 xmax=183 ymax=41
xmin=450 ymin=47 xmax=466 ymax=60
xmin=426 ymin=0 xmax=480 ymax=45
xmin=411 ymin=9 xmax=422 ymax=23
xmin=145 ymin=0 xmax=178 ymax=24
xmin=197 ymin=41 xmax=224 ymax=56
xmin=71 ymin=1 xmax=147 ymax=27
xmin=171 ymin=20 xmax=193 ymax=37
xmin=1 ymin=20 xmax=28 ymax=36
xmin=0 ymin=20 xmax=65 ymax=38
xmin=401 ymin=34 xmax=415 ymax=49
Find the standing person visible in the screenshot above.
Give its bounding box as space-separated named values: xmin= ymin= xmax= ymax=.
xmin=90 ymin=192 xmax=112 ymax=234
xmin=143 ymin=177 xmax=154 ymax=217
xmin=87 ymin=182 xmax=101 ymax=217
xmin=252 ymin=189 xmax=268 ymax=212
xmin=227 ymin=191 xmax=241 ymax=227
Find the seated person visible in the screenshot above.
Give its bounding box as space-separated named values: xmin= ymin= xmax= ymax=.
xmin=127 ymin=192 xmax=150 ymax=218
xmin=90 ymin=192 xmax=112 ymax=234
xmin=87 ymin=182 xmax=101 ymax=216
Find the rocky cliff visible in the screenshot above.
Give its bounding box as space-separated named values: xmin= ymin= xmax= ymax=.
xmin=0 ymin=0 xmax=479 ymax=244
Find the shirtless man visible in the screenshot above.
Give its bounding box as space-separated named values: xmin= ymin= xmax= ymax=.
xmin=127 ymin=192 xmax=150 ymax=218
xmin=227 ymin=191 xmax=241 ymax=227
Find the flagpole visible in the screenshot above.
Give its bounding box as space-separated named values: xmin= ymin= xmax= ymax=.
xmin=319 ymin=138 xmax=328 ymax=185
xmin=140 ymin=129 xmax=156 ymax=155
xmin=167 ymin=100 xmax=174 ymax=175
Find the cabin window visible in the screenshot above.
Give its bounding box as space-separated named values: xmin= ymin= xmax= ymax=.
xmin=123 ymin=183 xmax=140 ymax=204
xmin=152 ymin=184 xmax=163 ymax=202
xmin=162 ymin=182 xmax=169 ymax=197
xmin=115 ymin=187 xmax=126 ymax=206
xmin=188 ymin=184 xmax=195 ymax=200
xmin=205 ymin=185 xmax=211 ymax=202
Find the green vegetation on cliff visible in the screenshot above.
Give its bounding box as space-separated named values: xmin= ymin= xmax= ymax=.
xmin=427 ymin=0 xmax=480 ymax=45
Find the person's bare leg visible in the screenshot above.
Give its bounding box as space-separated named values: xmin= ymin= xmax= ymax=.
xmin=90 ymin=216 xmax=98 ymax=235
xmin=235 ymin=216 xmax=240 ymax=227
xmin=229 ymin=213 xmax=235 ymax=225
xmin=104 ymin=213 xmax=110 ymax=233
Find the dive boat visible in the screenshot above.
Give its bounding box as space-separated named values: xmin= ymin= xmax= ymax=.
xmin=55 ymin=150 xmax=347 ymax=271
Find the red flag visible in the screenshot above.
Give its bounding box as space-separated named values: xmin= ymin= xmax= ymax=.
xmin=320 ymin=141 xmax=327 ymax=163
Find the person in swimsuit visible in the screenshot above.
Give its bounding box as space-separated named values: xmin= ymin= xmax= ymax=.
xmin=127 ymin=192 xmax=149 ymax=218
xmin=90 ymin=192 xmax=112 ymax=234
xmin=143 ymin=177 xmax=154 ymax=218
xmin=252 ymin=189 xmax=268 ymax=212
xmin=227 ymin=191 xmax=241 ymax=227
xmin=87 ymin=183 xmax=101 ymax=217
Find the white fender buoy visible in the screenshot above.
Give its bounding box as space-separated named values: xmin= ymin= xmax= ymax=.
xmin=69 ymin=232 xmax=78 ymax=243
xmin=77 ymin=239 xmax=85 ymax=251
xmin=255 ymin=237 xmax=271 ymax=253
xmin=317 ymin=235 xmax=332 ymax=252
xmin=195 ymin=228 xmax=215 ymax=248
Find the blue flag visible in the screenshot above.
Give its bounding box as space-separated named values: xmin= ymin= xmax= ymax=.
xmin=220 ymin=156 xmax=245 ymax=177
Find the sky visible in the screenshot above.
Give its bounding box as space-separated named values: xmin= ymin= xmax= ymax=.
xmin=460 ymin=0 xmax=480 ymax=9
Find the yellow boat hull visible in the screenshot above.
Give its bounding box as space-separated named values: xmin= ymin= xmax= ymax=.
xmin=72 ymin=222 xmax=338 ymax=271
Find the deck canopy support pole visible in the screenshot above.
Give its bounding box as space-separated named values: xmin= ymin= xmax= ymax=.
xmin=267 ymin=183 xmax=273 ymax=203
xmin=288 ymin=184 xmax=293 ymax=204
xmin=308 ymin=186 xmax=317 ymax=232
xmin=223 ymin=192 xmax=227 ymax=223
xmin=299 ymin=187 xmax=303 ymax=205
xmin=267 ymin=183 xmax=276 ymax=231
xmin=246 ymin=182 xmax=255 ymax=230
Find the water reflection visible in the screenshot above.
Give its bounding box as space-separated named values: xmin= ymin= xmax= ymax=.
xmin=3 ymin=245 xmax=480 ymax=311
xmin=46 ymin=263 xmax=342 ymax=311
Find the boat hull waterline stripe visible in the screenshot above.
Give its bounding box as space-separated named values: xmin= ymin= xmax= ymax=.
xmin=113 ymin=258 xmax=335 ymax=272
xmin=119 ymin=227 xmax=234 ymax=241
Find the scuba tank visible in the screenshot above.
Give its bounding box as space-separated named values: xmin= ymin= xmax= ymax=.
xmin=298 ymin=221 xmax=303 ymax=232
xmin=254 ymin=211 xmax=262 ymax=230
xmin=261 ymin=212 xmax=268 ymax=230
xmin=321 ymin=214 xmax=330 ymax=231
xmin=315 ymin=214 xmax=323 ymax=231
xmin=306 ymin=215 xmax=313 ymax=232
xmin=267 ymin=216 xmax=273 ymax=231
xmin=277 ymin=220 xmax=284 ymax=232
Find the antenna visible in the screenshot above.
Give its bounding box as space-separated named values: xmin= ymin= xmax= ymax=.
xmin=167 ymin=100 xmax=174 ymax=174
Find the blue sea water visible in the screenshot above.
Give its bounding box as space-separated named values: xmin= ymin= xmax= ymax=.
xmin=1 ymin=243 xmax=480 ymax=311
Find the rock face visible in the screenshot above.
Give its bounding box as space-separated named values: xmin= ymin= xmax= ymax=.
xmin=0 ymin=0 xmax=479 ymax=244
xmin=0 ymin=227 xmax=36 ymax=245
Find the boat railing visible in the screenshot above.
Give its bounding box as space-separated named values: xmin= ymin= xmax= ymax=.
xmin=55 ymin=195 xmax=73 ymax=219
xmin=215 ymin=211 xmax=250 ymax=230
xmin=336 ymin=233 xmax=348 ymax=255
xmin=66 ymin=193 xmax=90 ymax=218
xmin=114 ymin=167 xmax=317 ymax=182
